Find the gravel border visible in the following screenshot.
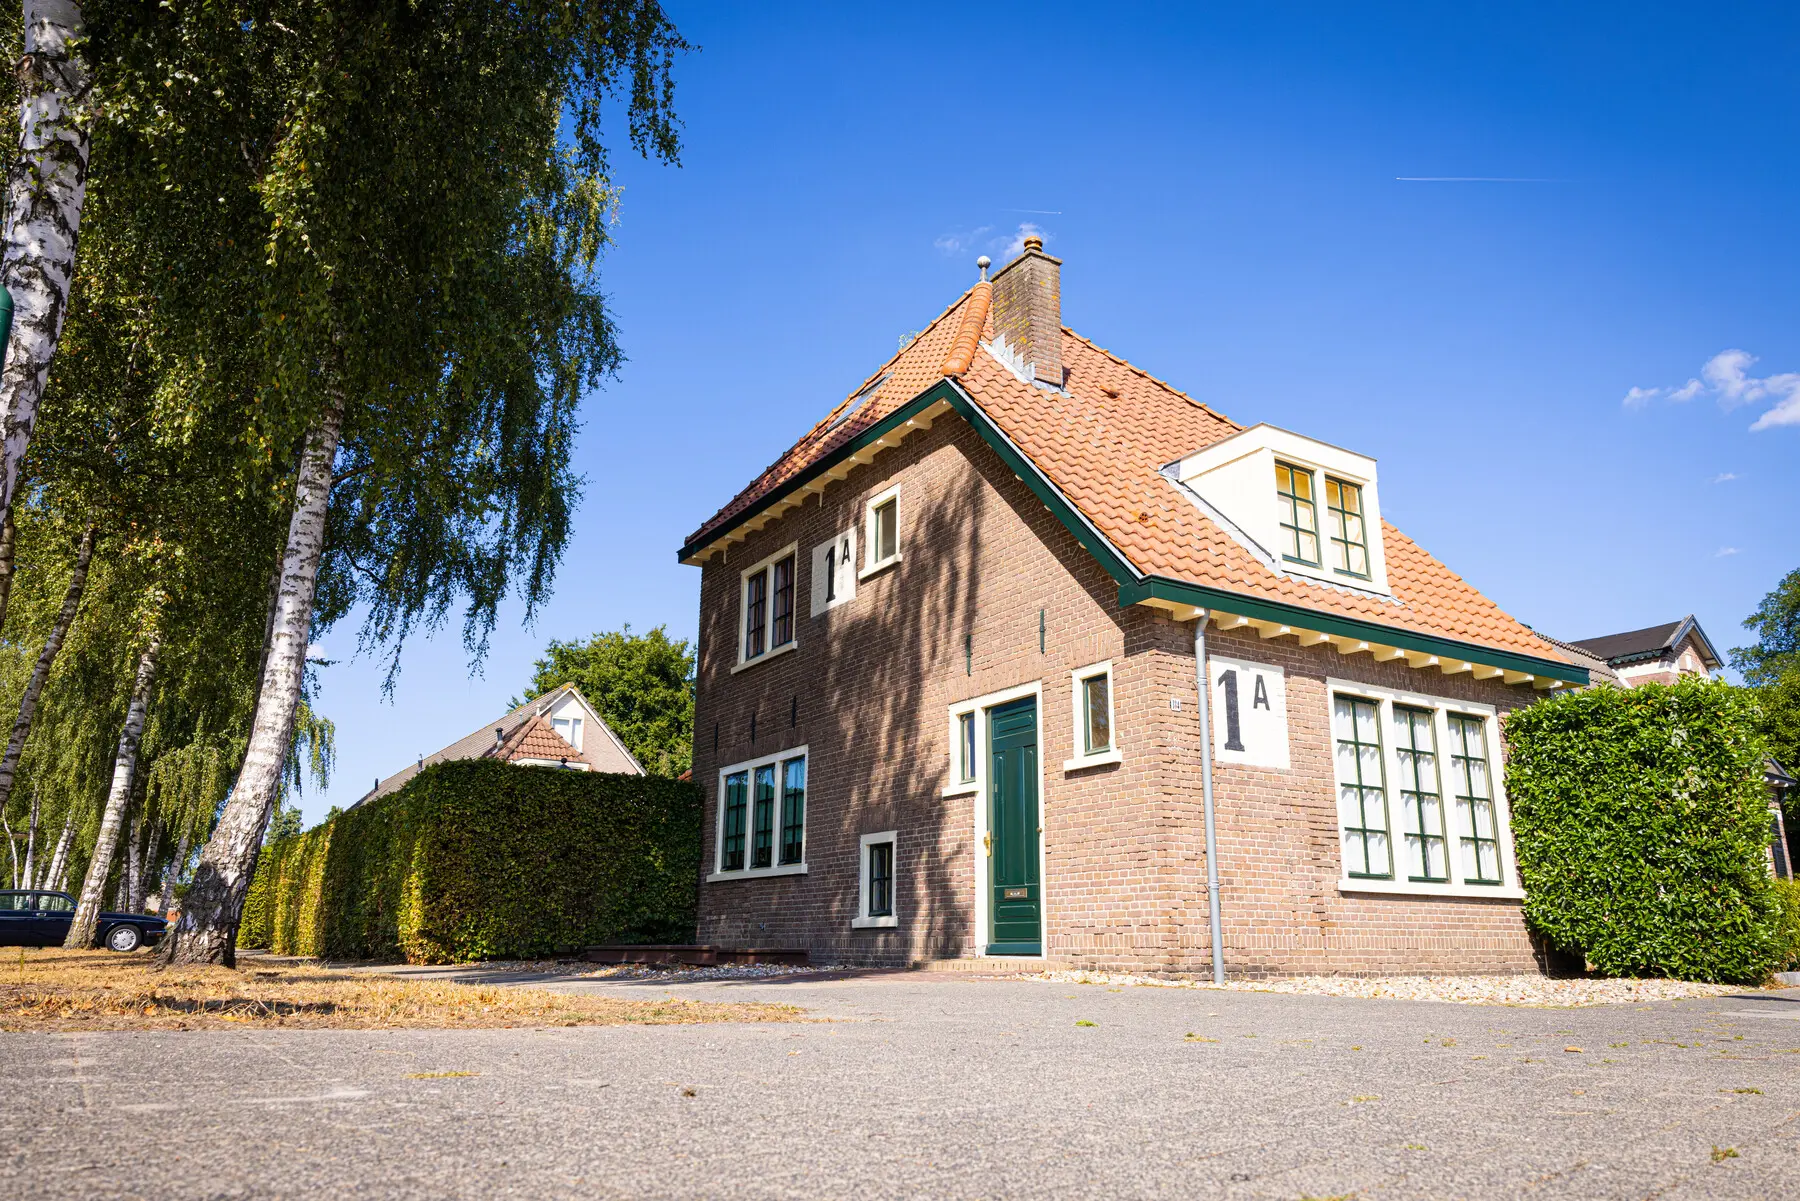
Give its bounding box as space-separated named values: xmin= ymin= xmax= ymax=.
xmin=1029 ymin=968 xmax=1752 ymax=1007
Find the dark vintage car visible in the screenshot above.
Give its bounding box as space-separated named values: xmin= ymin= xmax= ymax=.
xmin=0 ymin=889 xmax=167 ymax=952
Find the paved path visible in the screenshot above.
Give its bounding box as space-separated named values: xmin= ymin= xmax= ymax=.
xmin=5 ymin=971 xmax=1798 ymax=1199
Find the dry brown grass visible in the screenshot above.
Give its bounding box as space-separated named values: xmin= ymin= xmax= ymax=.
xmin=0 ymin=948 xmax=802 ymax=1032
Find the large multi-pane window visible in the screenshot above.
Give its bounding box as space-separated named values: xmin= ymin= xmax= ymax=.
xmin=1334 ymin=695 xmax=1390 ymax=877
xmin=714 ymin=748 xmax=808 ymax=876
xmin=1329 ymin=685 xmax=1514 ymax=893
xmin=780 ymin=757 xmax=806 ymax=865
xmin=721 ymin=771 xmax=748 ymax=871
xmin=1393 ymin=706 xmax=1447 ymax=882
xmin=1325 ymin=477 xmax=1370 ymax=579
xmin=1275 ymin=461 xmax=1321 ymax=566
xmin=1448 ymin=714 xmax=1502 ymax=884
xmin=739 ymin=547 xmax=797 ymax=666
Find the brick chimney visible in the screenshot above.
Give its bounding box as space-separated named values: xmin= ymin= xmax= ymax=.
xmin=988 ymin=235 xmax=1063 ymax=387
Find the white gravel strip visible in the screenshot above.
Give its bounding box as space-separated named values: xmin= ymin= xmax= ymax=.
xmin=575 ymin=962 xmax=829 ymax=983
xmin=1029 ymin=968 xmax=1751 ymax=1007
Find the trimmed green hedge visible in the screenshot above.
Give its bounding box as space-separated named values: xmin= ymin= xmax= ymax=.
xmin=240 ymin=761 xmax=700 ymax=962
xmin=1505 ymin=678 xmax=1781 ymax=983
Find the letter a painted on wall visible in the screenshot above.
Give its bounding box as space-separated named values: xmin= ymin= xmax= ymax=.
xmin=1208 ymin=656 xmax=1290 ymax=770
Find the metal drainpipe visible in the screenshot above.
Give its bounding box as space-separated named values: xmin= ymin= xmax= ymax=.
xmin=1193 ymin=610 xmax=1226 ymax=985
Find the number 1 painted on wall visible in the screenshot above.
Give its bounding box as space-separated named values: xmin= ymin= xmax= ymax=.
xmin=1217 ymin=669 xmax=1245 ymax=751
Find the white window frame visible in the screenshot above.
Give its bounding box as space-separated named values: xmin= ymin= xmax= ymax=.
xmin=1326 ymin=678 xmax=1523 ymax=899
xmin=733 ymin=542 xmax=800 ymax=672
xmin=1064 ymin=659 xmax=1121 ymax=771
xmin=860 ymin=484 xmax=902 ymax=579
xmin=852 ymin=830 xmax=899 ymax=929
xmin=550 ymin=714 xmax=583 ymax=751
xmin=944 ymin=680 xmax=1048 ymax=958
xmin=708 ymin=744 xmax=809 ymax=882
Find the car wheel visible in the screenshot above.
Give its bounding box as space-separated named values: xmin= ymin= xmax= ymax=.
xmin=105 ymin=924 xmax=142 ymax=953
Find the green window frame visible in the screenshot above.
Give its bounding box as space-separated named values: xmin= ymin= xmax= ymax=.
xmin=721 ymin=771 xmax=748 ymax=871
xmin=1325 ymin=477 xmax=1370 ymax=579
xmin=1448 ymin=714 xmax=1503 ymax=884
xmin=1392 ymin=705 xmax=1448 ymax=882
xmin=1275 ymin=461 xmax=1321 ymax=566
xmin=751 ymin=764 xmax=776 ymax=869
xmin=1334 ymin=694 xmax=1391 ymax=878
xmin=771 ymin=554 xmax=795 ymax=648
xmin=779 ymin=756 xmax=806 ymax=866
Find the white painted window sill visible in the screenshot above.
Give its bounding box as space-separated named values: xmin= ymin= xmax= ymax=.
xmin=857 ymin=554 xmax=901 ymax=582
xmin=1063 ymin=749 xmax=1123 ymax=772
xmin=706 ymin=863 xmax=808 ymax=883
xmin=942 ymin=781 xmax=978 ymax=797
xmin=1337 ymin=878 xmax=1523 ymax=901
xmin=731 ymin=640 xmax=797 ymax=674
xmin=851 ymin=914 xmax=899 ymax=930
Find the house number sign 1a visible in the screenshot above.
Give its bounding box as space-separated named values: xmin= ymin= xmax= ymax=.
xmin=1207 ymin=655 xmax=1290 ymax=770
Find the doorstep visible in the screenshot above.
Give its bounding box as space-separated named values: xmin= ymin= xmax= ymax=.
xmin=582 ymin=944 xmax=809 ymax=967
xmin=914 ymin=956 xmax=1073 ymax=974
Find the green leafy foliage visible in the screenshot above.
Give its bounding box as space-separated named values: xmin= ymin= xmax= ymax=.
xmin=1505 ymin=678 xmax=1782 ymax=983
xmin=1774 ymin=879 xmax=1800 ymax=972
xmin=240 ymin=761 xmax=699 ymax=962
xmin=525 ymin=625 xmax=694 ymax=776
xmin=1731 ymin=566 xmax=1800 ymax=772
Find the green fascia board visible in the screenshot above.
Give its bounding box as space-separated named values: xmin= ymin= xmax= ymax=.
xmin=678 ymin=377 xmax=1586 ymax=687
xmin=1119 ymin=576 xmax=1590 ymax=685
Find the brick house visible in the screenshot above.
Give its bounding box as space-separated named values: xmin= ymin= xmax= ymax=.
xmin=1548 ymin=615 xmax=1722 ymax=688
xmin=679 ymin=241 xmax=1588 ymax=976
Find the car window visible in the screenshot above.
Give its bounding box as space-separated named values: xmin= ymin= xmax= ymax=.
xmin=0 ymin=892 xmax=34 ymax=911
xmin=36 ymin=894 xmax=73 ymax=912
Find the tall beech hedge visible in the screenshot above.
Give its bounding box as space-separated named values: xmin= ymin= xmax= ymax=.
xmin=1505 ymin=678 xmax=1781 ymax=983
xmin=240 ymin=761 xmax=700 ymax=962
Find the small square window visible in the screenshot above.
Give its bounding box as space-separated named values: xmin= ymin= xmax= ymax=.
xmin=1065 ymin=662 xmax=1119 ymax=770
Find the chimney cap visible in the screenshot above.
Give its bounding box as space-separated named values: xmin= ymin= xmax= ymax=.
xmin=1022 ymin=234 xmax=1044 ymax=253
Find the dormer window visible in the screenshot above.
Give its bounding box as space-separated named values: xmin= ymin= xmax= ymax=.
xmin=1274 ymin=461 xmax=1321 ymax=567
xmin=1325 ymin=477 xmax=1369 ymax=579
xmin=1172 ymin=424 xmax=1392 ymax=597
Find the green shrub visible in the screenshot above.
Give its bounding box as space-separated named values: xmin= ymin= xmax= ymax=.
xmin=238 ymin=761 xmax=700 ymax=962
xmin=1504 ymin=678 xmax=1781 ymax=983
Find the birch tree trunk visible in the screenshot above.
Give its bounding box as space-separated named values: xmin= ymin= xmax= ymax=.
xmin=0 ymin=1 xmax=93 ymax=519
xmin=0 ymin=522 xmax=94 ymax=818
xmin=0 ymin=507 xmax=16 ymax=632
xmin=64 ymin=629 xmax=159 ymax=946
xmin=123 ymin=799 xmax=144 ymax=912
xmin=20 ymin=782 xmax=38 ymax=886
xmin=159 ymin=826 xmax=189 ymax=919
xmin=163 ymin=396 xmax=344 ymax=966
xmin=41 ymin=810 xmax=70 ymax=890
xmin=2 ymin=810 xmax=15 ymax=886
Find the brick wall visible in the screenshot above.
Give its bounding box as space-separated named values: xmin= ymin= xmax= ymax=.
xmin=691 ymin=411 xmax=1550 ymax=976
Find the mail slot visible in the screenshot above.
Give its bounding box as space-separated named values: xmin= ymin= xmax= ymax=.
xmin=1003 ymin=887 xmax=1029 ymax=899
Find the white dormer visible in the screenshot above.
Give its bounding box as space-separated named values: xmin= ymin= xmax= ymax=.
xmin=1171 ymin=424 xmax=1392 ymax=597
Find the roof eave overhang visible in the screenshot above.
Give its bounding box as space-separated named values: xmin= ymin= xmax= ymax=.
xmin=678 ymin=377 xmax=1587 ymax=689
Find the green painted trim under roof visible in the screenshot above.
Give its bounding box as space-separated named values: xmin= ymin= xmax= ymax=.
xmin=680 ymin=377 xmax=1587 ymax=686
xmin=1119 ymin=577 xmax=1589 ymax=685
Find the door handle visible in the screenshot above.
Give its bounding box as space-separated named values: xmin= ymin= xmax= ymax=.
xmin=982 ymin=832 xmax=991 ymax=856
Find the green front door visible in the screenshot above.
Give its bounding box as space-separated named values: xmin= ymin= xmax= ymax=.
xmin=987 ymin=696 xmax=1041 ymax=954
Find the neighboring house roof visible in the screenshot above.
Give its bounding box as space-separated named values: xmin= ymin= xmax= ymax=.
xmin=679 ymin=279 xmax=1580 ymax=680
xmin=351 ymin=682 xmax=643 ymax=807
xmin=1533 ymin=633 xmax=1622 ymax=686
xmin=1569 ymin=615 xmax=1722 ymax=670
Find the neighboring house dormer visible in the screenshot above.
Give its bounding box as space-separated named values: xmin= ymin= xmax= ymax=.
xmin=1567 ymin=615 xmax=1721 ymax=687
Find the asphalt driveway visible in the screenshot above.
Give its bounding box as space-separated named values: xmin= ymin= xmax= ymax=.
xmin=5 ymin=971 xmax=1797 ymax=1200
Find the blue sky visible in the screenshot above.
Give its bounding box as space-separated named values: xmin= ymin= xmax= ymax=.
xmin=299 ymin=2 xmax=1800 ymax=822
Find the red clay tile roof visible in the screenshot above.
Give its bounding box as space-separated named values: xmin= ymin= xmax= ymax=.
xmin=683 ymin=287 xmax=1570 ymax=667
xmin=485 ymin=714 xmax=592 ymax=767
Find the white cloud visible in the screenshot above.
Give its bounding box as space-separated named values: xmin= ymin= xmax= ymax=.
xmin=1624 ymin=348 xmax=1800 ymax=431
xmin=1711 ymin=472 xmax=1738 ymax=484
xmin=1001 ymin=222 xmax=1044 ymax=258
xmin=305 ymin=641 xmax=330 ymax=662
xmin=1715 ymin=546 xmax=1740 ymax=557
xmin=933 ymin=226 xmax=992 ymax=256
